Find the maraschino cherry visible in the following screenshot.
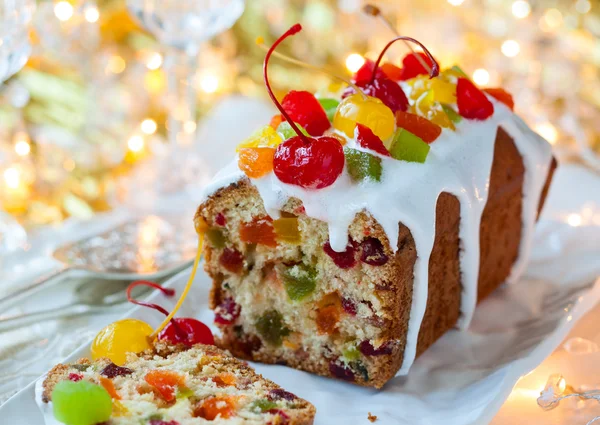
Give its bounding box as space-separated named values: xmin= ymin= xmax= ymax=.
xmin=126 ymin=280 xmax=215 ymax=346
xmin=266 ymin=24 xmax=345 ymax=189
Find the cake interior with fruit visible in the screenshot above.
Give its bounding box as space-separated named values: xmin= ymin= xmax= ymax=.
xmin=196 ymin=23 xmax=556 ymax=389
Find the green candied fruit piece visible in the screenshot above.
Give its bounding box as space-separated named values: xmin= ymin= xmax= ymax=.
xmin=176 ymin=386 xmax=194 ymax=399
xmin=389 ymin=129 xmax=430 ymax=163
xmin=441 ymin=104 xmax=462 ymax=124
xmin=344 ymin=148 xmax=382 ymax=183
xmin=255 ymin=309 xmax=290 ymax=346
xmin=282 ymin=264 xmax=317 ymax=301
xmin=206 ymin=228 xmax=226 ymax=248
xmin=52 ymin=380 xmax=112 ymax=425
xmin=318 ymin=98 xmax=340 ymax=121
xmin=342 ymin=345 xmax=360 ymax=362
xmin=351 ymin=361 xmax=369 ymax=382
xmin=450 ymin=65 xmax=468 ymax=78
xmin=277 ymin=121 xmax=309 ymax=140
xmin=251 ymin=399 xmax=279 ymax=413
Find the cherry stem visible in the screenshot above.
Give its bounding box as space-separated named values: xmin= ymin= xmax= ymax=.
xmin=126 ymin=280 xmax=175 ymax=317
xmin=363 ymin=4 xmax=433 ymax=75
xmin=127 ymin=280 xmax=189 ymax=341
xmin=256 ymin=38 xmax=368 ymax=101
xmin=263 ymin=24 xmax=311 ymax=144
xmin=371 ymin=36 xmax=439 ymax=85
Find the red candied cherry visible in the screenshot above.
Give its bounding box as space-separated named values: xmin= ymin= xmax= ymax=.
xmin=359 ymin=340 xmax=393 ymax=356
xmin=457 ymin=78 xmax=494 ymax=120
xmin=353 ymin=58 xmax=385 ymax=83
xmin=344 ymin=76 xmax=409 ymax=113
xmin=214 ymin=297 xmax=241 ymax=325
xmin=360 ymin=238 xmax=389 ymax=266
xmin=281 ymin=91 xmax=330 ymax=137
xmin=323 ymin=240 xmax=357 ymax=269
xmin=68 ymin=373 xmax=83 ymax=382
xmin=264 ymin=24 xmax=345 ymax=190
xmin=355 ymin=124 xmax=390 ymax=156
xmin=329 ymin=361 xmax=355 ymax=382
xmin=158 ymin=318 xmax=215 ymax=346
xmin=219 ymin=247 xmax=244 ymax=274
xmin=150 ymin=421 xmax=180 ymax=425
xmin=399 ymin=52 xmax=435 ymax=81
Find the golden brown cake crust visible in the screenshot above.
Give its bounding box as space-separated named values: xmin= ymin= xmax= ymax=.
xmin=196 ymin=127 xmax=556 ymax=389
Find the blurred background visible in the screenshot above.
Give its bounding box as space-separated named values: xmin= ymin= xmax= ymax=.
xmin=0 ymin=0 xmax=599 ymax=234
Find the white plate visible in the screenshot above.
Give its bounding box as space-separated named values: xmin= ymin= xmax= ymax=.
xmin=2 ymin=164 xmax=600 ymax=425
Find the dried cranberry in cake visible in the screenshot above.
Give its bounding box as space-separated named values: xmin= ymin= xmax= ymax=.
xmin=359 ymin=340 xmax=393 ymax=356
xmin=483 ymin=87 xmax=515 ymax=110
xmin=240 ymin=217 xmax=277 ymax=247
xmin=219 ymin=248 xmax=244 ymax=274
xmin=341 ymin=297 xmax=357 ymax=316
xmin=344 ymin=77 xmax=409 ymax=113
xmin=267 ymin=409 xmax=290 ymax=424
xmin=100 ymin=363 xmax=133 ymax=378
xmin=158 ymin=318 xmax=215 ymax=346
xmin=268 ymin=389 xmax=297 ymax=401
xmin=328 ymin=361 xmax=355 ymax=382
xmin=68 ymin=373 xmax=82 ymax=382
xmin=323 ymin=240 xmax=357 ymax=269
xmin=355 ymin=124 xmax=390 ymax=156
xmin=395 ymin=111 xmax=442 ymax=144
xmin=215 ymin=297 xmax=241 ymax=325
xmin=195 ymin=395 xmax=237 ymax=420
xmin=281 ymin=90 xmax=330 ymax=136
xmin=150 ymin=420 xmax=180 ymax=425
xmin=457 ymin=77 xmax=494 ymax=120
xmin=215 ymin=212 xmax=226 ymax=226
xmin=360 ymin=238 xmax=389 ymax=266
xmin=273 ymin=135 xmax=344 ymax=189
xmin=399 ymin=52 xmax=435 ymax=81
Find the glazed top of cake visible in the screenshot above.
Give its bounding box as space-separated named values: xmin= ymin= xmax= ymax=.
xmin=200 ymin=28 xmax=554 ymax=374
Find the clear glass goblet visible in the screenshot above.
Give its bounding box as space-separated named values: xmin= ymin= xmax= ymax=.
xmin=127 ymin=0 xmax=245 ymax=167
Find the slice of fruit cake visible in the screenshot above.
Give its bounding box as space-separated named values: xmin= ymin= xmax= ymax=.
xmin=37 ymin=342 xmax=315 ymax=425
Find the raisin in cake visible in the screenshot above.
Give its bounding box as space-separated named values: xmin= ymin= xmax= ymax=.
xmin=36 ymin=342 xmax=315 ymax=424
xmin=195 ymin=27 xmax=556 ymax=389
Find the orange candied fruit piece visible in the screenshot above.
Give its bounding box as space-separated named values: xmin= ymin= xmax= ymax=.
xmin=144 ymin=370 xmax=186 ymax=402
xmin=238 ymin=147 xmax=276 ymax=179
xmin=240 ymin=217 xmax=277 ymax=247
xmin=380 ymin=62 xmax=403 ymax=82
xmin=99 ymin=376 xmax=121 ymax=400
xmin=212 ymin=372 xmax=237 ymax=388
xmin=395 ymin=110 xmax=442 ymax=144
xmin=316 ymin=292 xmax=342 ymax=335
xmin=270 ymin=114 xmax=284 ymax=129
xmin=483 ymin=88 xmax=514 ymax=110
xmin=195 ymin=395 xmax=238 ymax=420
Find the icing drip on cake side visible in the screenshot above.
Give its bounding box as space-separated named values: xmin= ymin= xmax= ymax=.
xmin=200 ymin=101 xmax=553 ymax=374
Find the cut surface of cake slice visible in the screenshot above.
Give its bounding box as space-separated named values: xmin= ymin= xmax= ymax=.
xmin=37 ymin=342 xmax=315 ymax=425
xmin=195 ymin=25 xmax=557 ymax=389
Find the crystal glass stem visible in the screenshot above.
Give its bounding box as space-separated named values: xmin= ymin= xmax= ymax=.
xmin=164 ymin=45 xmax=199 ymax=148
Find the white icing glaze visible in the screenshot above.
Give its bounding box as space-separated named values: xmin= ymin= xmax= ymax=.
xmin=199 ymin=99 xmax=553 ymax=375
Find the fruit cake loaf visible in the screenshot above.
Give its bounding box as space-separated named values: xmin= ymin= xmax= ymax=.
xmin=36 ymin=342 xmax=315 ymax=425
xmin=195 ymin=25 xmax=556 ymax=388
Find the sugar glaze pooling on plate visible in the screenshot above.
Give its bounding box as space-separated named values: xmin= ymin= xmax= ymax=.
xmin=201 ymin=96 xmax=553 ymax=374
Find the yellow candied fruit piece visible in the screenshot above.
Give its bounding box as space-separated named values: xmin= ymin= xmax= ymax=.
xmin=282 ymin=333 xmax=301 ymax=350
xmin=407 ymin=75 xmax=430 ymax=101
xmin=333 ymin=94 xmax=396 ymax=142
xmin=273 ymin=216 xmax=301 ymax=244
xmin=428 ymin=108 xmax=456 ymax=130
xmin=91 ymin=319 xmax=154 ymax=366
xmin=236 ymin=125 xmax=283 ymax=152
xmin=194 ymin=216 xmax=210 ymax=234
xmin=431 ymin=79 xmax=457 ymax=104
